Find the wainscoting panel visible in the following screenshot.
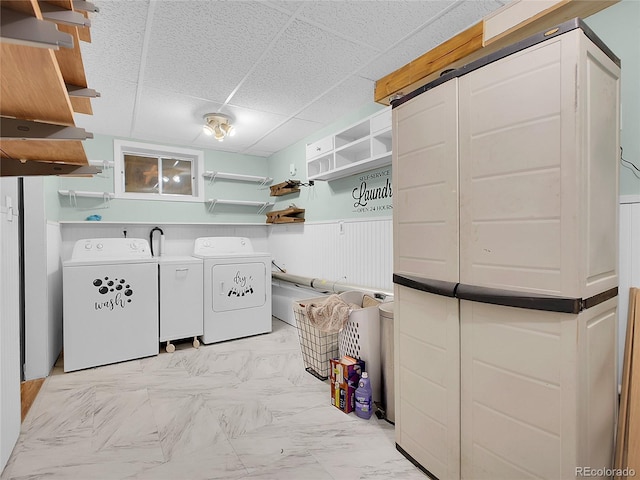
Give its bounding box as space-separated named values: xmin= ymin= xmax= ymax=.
xmin=268 ymin=217 xmax=393 ymax=292
xmin=618 ymin=197 xmax=640 ymax=384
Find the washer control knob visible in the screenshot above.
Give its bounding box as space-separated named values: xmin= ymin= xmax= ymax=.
xmin=204 ymin=240 xmax=211 ymax=247
xmin=130 ymin=242 xmax=138 ymax=250
xmin=96 ymin=243 xmax=103 ymax=250
xmin=84 ymin=242 xmax=92 ymax=250
xmin=240 ymin=239 xmax=246 ymax=245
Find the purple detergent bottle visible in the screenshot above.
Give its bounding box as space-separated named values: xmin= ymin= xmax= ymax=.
xmin=355 ymin=371 xmax=373 ymax=419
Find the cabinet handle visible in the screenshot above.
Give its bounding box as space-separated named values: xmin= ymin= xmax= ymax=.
xmin=316 ymin=147 xmax=321 ymax=151
xmin=175 ymin=268 xmax=189 ymax=272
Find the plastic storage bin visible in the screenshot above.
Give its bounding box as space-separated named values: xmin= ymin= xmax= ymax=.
xmin=293 ymin=296 xmax=339 ymax=380
xmin=338 ymin=291 xmax=382 ymax=403
xmin=379 ymin=301 xmax=394 ymax=423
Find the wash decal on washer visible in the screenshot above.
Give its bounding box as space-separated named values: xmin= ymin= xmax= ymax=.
xmin=227 ymin=270 xmax=254 ymax=297
xmin=93 ymin=276 xmax=134 ymax=311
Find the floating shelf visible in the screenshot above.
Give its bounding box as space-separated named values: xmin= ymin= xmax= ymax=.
xmin=88 ymin=159 xmax=114 ymax=168
xmin=203 ymin=171 xmax=272 ymax=185
xmin=206 ymin=199 xmax=274 ymax=214
xmin=58 ymin=189 xmax=114 ymax=207
xmin=58 ymin=189 xmax=114 ymax=199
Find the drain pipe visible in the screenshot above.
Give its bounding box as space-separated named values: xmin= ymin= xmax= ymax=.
xmin=271 ymin=271 xmax=392 ymax=300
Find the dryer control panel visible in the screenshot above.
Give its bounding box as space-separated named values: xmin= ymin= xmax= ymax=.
xmin=71 ymin=238 xmax=151 ymax=260
xmin=193 ymin=237 xmax=254 ymax=256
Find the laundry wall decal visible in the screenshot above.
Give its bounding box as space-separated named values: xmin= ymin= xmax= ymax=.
xmin=351 ymin=168 xmax=393 ymax=214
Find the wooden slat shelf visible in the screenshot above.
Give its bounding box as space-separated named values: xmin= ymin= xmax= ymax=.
xmin=374 ymin=0 xmax=617 ymax=105
xmin=0 ymin=0 xmax=95 ymax=170
xmin=266 ymin=207 xmax=305 ymax=224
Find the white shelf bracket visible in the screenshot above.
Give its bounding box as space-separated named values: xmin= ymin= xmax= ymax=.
xmin=0 ymin=7 xmax=74 ymax=49
xmin=72 ymin=0 xmax=100 ymax=13
xmin=66 ymin=84 xmax=101 ymax=98
xmin=68 ymin=190 xmax=77 ymax=208
xmin=38 ymin=2 xmax=91 ymax=28
xmin=257 ymin=202 xmax=272 ymax=215
xmin=1 ymin=117 xmax=94 ymax=141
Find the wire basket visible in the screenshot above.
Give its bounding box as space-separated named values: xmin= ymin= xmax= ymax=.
xmin=293 ymin=297 xmax=339 ymax=380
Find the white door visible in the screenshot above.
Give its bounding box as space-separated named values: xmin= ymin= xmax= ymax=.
xmin=0 ymin=177 xmax=20 ymax=471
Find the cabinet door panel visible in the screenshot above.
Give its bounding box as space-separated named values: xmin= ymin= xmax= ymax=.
xmin=458 ymin=36 xmax=576 ymax=296
xmin=393 ymin=79 xmax=459 ymax=283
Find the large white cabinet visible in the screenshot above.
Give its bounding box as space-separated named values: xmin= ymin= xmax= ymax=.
xmin=392 ymin=20 xmax=620 ymax=480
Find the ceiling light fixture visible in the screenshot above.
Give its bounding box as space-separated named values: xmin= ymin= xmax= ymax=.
xmin=203 ymin=113 xmax=235 ymax=142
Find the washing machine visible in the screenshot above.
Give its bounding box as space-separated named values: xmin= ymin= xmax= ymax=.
xmin=63 ymin=238 xmax=159 ymax=372
xmin=193 ymin=237 xmax=272 ymax=344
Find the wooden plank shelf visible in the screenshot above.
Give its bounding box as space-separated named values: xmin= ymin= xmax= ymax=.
xmin=0 ymin=0 xmax=96 ymax=173
xmin=266 ymin=207 xmax=305 ymax=224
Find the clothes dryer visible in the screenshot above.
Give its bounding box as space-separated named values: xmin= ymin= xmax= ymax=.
xmin=193 ymin=237 xmax=271 ymax=344
xmin=63 ymin=238 xmax=158 ymax=372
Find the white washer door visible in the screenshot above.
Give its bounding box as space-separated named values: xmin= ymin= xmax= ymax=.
xmin=211 ymin=262 xmax=266 ymax=312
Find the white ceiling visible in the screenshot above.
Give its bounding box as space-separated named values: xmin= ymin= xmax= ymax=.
xmin=74 ymin=0 xmax=506 ymax=158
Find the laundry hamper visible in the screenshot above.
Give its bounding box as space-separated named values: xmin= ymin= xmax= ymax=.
xmin=338 ymin=291 xmax=382 ymax=403
xmin=293 ymin=296 xmax=339 ymax=380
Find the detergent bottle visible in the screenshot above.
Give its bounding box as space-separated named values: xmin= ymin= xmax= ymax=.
xmin=354 ymin=371 xmax=373 ymax=419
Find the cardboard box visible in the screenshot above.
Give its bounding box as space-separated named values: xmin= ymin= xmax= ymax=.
xmin=330 ymin=355 xmax=365 ymax=414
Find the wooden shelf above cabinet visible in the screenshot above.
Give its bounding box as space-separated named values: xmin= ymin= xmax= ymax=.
xmin=374 ymin=0 xmax=618 ymax=104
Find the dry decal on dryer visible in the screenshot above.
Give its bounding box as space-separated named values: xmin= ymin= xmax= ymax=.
xmin=93 ymin=276 xmax=134 ymax=310
xmin=227 ymin=270 xmax=254 ymax=297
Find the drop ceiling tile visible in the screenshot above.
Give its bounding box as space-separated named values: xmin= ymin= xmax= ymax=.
xmin=131 ymin=87 xmax=223 ymax=147
xmin=142 ymin=1 xmax=291 ymax=103
xmin=232 ymin=19 xmax=378 ymax=116
xmin=297 ymin=0 xmax=456 ymax=51
xmin=248 ymin=117 xmax=323 ymax=155
xmin=359 ymin=0 xmax=505 ymax=83
xmin=79 ymin=0 xmax=149 ymax=84
xmin=296 ymin=75 xmax=375 ymax=124
xmin=74 ymin=80 xmax=138 ymax=139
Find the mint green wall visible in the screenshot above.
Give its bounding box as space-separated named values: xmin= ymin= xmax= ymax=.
xmin=586 ymin=0 xmax=640 ymax=196
xmin=267 ymin=102 xmax=390 ymax=222
xmin=55 ymin=135 xmax=270 ymax=223
xmin=268 ymin=1 xmax=640 ymax=220
xmin=52 ymin=2 xmax=639 ymax=225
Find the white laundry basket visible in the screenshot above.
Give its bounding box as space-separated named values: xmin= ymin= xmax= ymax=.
xmin=338 ymin=291 xmax=382 ymax=403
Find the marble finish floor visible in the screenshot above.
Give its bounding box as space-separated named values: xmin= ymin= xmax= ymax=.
xmin=2 ymin=319 xmax=424 ymax=480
